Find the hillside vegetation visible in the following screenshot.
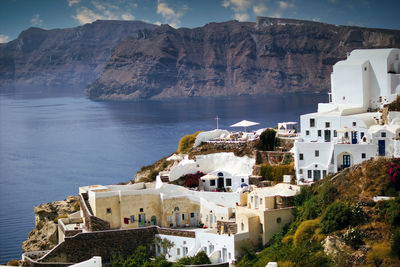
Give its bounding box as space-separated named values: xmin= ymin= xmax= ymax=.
xmin=237 ymin=158 xmax=400 ymax=267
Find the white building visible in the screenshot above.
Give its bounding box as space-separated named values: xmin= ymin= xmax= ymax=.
xmin=168 ymin=152 xmax=254 ymax=192
xmin=294 ymin=48 xmax=400 ymax=183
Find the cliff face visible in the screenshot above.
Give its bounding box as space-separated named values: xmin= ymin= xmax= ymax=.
xmin=0 ymin=20 xmax=157 ymax=93
xmin=22 ymin=196 xmax=79 ymax=252
xmin=86 ymin=17 xmax=400 ymax=100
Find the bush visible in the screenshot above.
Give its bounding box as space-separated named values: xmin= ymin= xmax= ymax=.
xmin=392 ymin=227 xmax=400 ymax=258
xmin=342 ymin=227 xmax=364 ymax=249
xmin=260 ymin=163 xmax=294 ymax=183
xmin=376 ymin=198 xmax=400 ymax=226
xmin=7 ymin=260 xmax=19 ymax=266
xmin=177 ymin=131 xmax=201 ymax=154
xmin=257 ymin=129 xmax=277 ymax=151
xmin=320 ymin=202 xmax=352 ymax=234
xmin=54 ymin=214 xmax=68 ymax=223
xmin=173 ymin=251 xmax=211 ymax=266
xmin=367 ymin=243 xmax=392 ymax=267
xmin=293 ymin=219 xmax=319 ymax=245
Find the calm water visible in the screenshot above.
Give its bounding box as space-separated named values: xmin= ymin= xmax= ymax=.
xmin=0 ymin=92 xmax=327 ymax=263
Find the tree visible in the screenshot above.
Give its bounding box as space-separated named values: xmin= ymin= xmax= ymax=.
xmin=257 ymin=129 xmax=277 ymax=151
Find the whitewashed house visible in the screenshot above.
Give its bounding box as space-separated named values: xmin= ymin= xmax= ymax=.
xmin=294 ymin=48 xmax=400 ymax=183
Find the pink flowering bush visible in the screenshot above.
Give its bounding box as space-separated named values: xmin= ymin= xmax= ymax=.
xmin=388 ymin=159 xmax=400 ymax=190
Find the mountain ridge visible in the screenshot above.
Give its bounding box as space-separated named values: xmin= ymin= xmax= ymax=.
xmin=86 ymin=17 xmax=400 ymax=100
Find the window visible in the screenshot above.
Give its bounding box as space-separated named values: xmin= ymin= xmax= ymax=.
xmin=177 ymin=248 xmax=180 ymax=256
xmin=361 ymin=132 xmax=365 ymax=138
xmin=182 ymin=214 xmax=188 ymax=220
xmin=218 ymin=172 xmax=224 ymax=176
xmin=276 ymin=217 xmax=282 ymax=223
xmin=140 ymin=208 xmax=143 ymax=212
xmin=362 ymin=153 xmax=366 ymax=159
xmin=190 ymin=212 xmax=195 ymax=218
xmin=183 ymin=247 xmax=188 ymax=256
xmin=130 ymin=215 xmax=135 ymax=223
xmin=167 ymin=216 xmax=172 ymax=222
xmin=210 ymin=179 xmax=216 ymax=186
xmin=381 ymin=132 xmax=386 ymax=137
xmin=260 ymin=198 xmax=263 ymax=205
xmin=226 ymin=178 xmax=232 ymax=186
xmin=315 ymin=150 xmax=319 ymax=157
xmin=325 ymin=122 xmax=330 ymax=128
xmin=353 ymin=122 xmax=357 ymax=127
xmin=299 ymin=169 xmax=303 ymax=174
xmin=306 ymin=130 xmax=310 ymax=135
xmin=174 ymin=207 xmax=179 ymax=211
xmin=364 ymin=67 xmax=367 ymax=71
xmin=106 ymin=208 xmax=112 ymax=214
xmin=334 ymin=130 xmax=337 ymax=137
xmin=241 ymin=223 xmax=244 ymax=231
xmin=318 ymin=130 xmax=322 ymax=137
xmin=308 ymin=170 xmax=312 ymax=178
xmin=299 ymin=153 xmax=304 ymax=160
xmin=310 ymin=118 xmax=315 ymax=127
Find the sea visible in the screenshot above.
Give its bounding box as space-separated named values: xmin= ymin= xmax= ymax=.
xmin=0 ymin=91 xmax=327 ymax=263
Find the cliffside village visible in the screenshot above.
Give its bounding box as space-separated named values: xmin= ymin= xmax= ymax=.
xmin=23 ymin=48 xmax=400 ymax=266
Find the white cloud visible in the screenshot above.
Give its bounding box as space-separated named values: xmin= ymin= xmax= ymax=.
xmin=222 ymin=0 xmax=251 ymax=21
xmin=0 ymin=34 xmax=11 ymax=43
xmin=67 ymin=0 xmax=80 ymax=7
xmin=253 ymin=3 xmax=268 ymax=16
xmin=156 ymin=1 xmax=187 ymax=28
xmin=121 ymin=13 xmax=135 ymax=20
xmin=31 ymin=14 xmax=43 ymax=26
xmin=279 ymin=1 xmax=289 ymax=9
xmin=72 ymin=1 xmax=138 ymax=24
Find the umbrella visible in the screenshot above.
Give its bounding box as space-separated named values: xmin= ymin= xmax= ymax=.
xmin=230 ymin=120 xmax=260 ymax=132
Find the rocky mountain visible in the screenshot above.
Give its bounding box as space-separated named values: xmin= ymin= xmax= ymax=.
xmin=22 ymin=196 xmax=79 ymax=252
xmin=87 ymin=17 xmax=400 ymax=100
xmin=0 ymin=20 xmax=156 ymax=94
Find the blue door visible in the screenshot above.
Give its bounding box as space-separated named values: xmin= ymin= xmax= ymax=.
xmin=378 ymin=140 xmax=385 ymax=156
xmin=343 ymin=155 xmax=351 ymax=168
xmin=351 ymin=131 xmax=357 ymax=144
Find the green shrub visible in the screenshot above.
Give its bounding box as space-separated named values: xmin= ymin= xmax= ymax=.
xmin=392 ymin=227 xmax=400 ymax=258
xmin=342 ymin=226 xmax=365 ymax=249
xmin=173 ymin=251 xmax=211 ymax=266
xmin=317 ymin=182 xmax=337 ymax=207
xmin=260 ymin=163 xmax=294 ymax=183
xmin=177 ymin=131 xmax=201 ymax=154
xmin=320 ymin=202 xmax=352 ymax=234
xmin=7 ymin=260 xmax=19 ymax=266
xmin=293 ymin=219 xmax=319 ymax=245
xmin=376 ymin=198 xmax=400 ymax=226
xmin=257 ymin=129 xmax=277 ymax=151
xmin=367 ymin=243 xmax=392 ymax=267
xmin=54 ymin=214 xmax=68 ymax=223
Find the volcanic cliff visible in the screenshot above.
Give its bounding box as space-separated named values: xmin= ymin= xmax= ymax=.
xmin=0 ymin=20 xmax=156 ymax=94
xmin=86 ymin=17 xmax=400 ymax=100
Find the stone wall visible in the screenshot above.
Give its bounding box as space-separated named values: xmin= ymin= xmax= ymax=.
xmin=79 ymin=193 xmax=110 ymax=232
xmin=216 ymin=221 xmax=237 ymax=235
xmin=41 ymin=227 xmax=158 ymax=264
xmin=30 ymin=226 xmax=197 ymax=266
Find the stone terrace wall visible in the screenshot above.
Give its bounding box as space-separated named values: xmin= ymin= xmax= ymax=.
xmin=79 ymin=193 xmax=110 ymax=231
xmin=34 ymin=226 xmax=197 ymax=265
xmin=41 ymin=227 xmax=158 ymax=264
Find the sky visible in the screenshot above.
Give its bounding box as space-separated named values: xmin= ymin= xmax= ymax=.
xmin=0 ymin=0 xmax=399 ymax=43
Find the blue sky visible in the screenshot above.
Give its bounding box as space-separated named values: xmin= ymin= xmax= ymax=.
xmin=0 ymin=0 xmax=399 ymax=43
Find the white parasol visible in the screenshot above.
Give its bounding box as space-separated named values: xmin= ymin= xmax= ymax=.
xmin=230 ymin=120 xmax=260 ymax=132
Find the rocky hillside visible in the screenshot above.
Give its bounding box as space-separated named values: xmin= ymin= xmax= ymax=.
xmin=237 ymin=157 xmax=400 ymax=267
xmin=0 ymin=20 xmax=156 ymax=94
xmin=22 ymin=196 xmax=80 ymax=253
xmin=86 ymin=17 xmax=400 ymax=100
